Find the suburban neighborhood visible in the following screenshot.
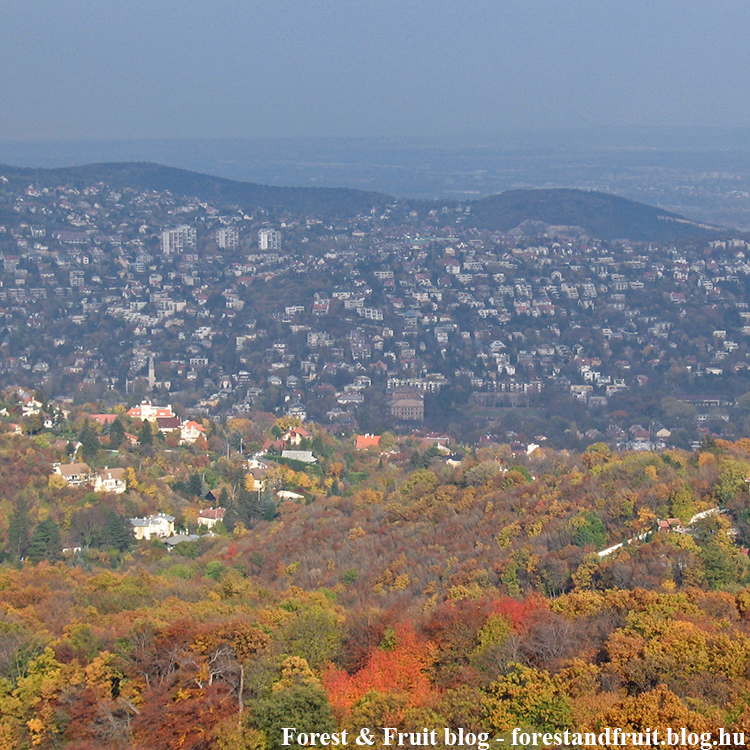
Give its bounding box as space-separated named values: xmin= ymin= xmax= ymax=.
xmin=2 ymin=170 xmax=750 ymax=454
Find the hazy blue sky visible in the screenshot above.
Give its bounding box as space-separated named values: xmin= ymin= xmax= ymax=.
xmin=3 ymin=0 xmax=750 ymax=141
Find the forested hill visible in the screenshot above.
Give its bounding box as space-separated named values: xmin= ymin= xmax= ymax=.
xmin=2 ymin=427 xmax=750 ymax=748
xmin=0 ymin=161 xmax=725 ymax=240
xmin=468 ymin=188 xmax=722 ymax=241
xmin=0 ymin=162 xmax=391 ymax=219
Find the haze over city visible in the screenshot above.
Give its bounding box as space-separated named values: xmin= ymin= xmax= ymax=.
xmin=3 ymin=0 xmax=750 ymax=142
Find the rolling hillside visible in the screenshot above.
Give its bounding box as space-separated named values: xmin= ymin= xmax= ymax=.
xmin=468 ymin=187 xmax=722 ymax=241
xmin=0 ymin=161 xmax=725 ymax=240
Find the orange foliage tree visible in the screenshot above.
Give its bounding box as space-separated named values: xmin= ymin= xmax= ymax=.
xmin=323 ymin=622 xmax=438 ymax=719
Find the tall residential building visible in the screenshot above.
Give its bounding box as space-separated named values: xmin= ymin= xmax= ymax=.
xmin=258 ymin=228 xmax=281 ymax=251
xmin=216 ymin=227 xmax=239 ymax=250
xmin=161 ymin=225 xmax=197 ymax=256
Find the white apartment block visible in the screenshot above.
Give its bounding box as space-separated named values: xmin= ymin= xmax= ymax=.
xmin=161 ymin=225 xmax=197 ymax=256
xmin=258 ymin=228 xmax=281 ymax=251
xmin=216 ymin=227 xmax=239 ymax=250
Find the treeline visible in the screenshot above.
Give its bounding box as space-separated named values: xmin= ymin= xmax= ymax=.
xmin=2 ymin=567 xmax=750 ymax=749
xmin=2 ymin=425 xmax=750 ymax=594
xmin=224 ymin=439 xmax=750 ymax=603
xmin=2 ymin=428 xmax=750 ymax=746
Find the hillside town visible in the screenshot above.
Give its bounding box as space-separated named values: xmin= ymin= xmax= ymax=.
xmin=2 ymin=171 xmax=750 ymax=450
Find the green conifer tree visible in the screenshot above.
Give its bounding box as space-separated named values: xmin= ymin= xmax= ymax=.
xmin=261 ymin=488 xmax=278 ymax=521
xmin=78 ymin=421 xmax=100 ymax=462
xmin=7 ymin=498 xmax=30 ymax=559
xmin=101 ymin=511 xmax=133 ymax=552
xmin=27 ymin=519 xmax=62 ymax=563
xmin=109 ymin=417 xmax=126 ymax=448
xmin=138 ymin=420 xmax=154 ymax=446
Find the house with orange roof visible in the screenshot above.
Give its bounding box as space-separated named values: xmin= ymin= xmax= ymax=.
xmin=127 ymin=401 xmax=175 ymax=420
xmin=282 ymin=426 xmax=312 ymax=445
xmin=355 ymin=434 xmax=381 ymax=450
xmin=198 ymin=507 xmax=226 ymax=529
xmin=180 ymin=420 xmax=206 ymax=444
xmin=89 ymin=414 xmax=118 ymax=426
xmin=21 ymin=397 xmax=44 ymax=416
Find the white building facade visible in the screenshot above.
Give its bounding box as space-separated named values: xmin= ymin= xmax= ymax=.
xmin=258 ymin=228 xmax=281 ymax=251
xmin=161 ymin=225 xmax=197 ymax=256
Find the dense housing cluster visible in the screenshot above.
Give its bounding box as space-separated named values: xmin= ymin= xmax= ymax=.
xmin=2 ymin=170 xmax=750 ymax=452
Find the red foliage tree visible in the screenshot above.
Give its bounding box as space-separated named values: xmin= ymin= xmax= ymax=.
xmin=491 ymin=595 xmax=548 ymax=632
xmin=324 ymin=622 xmax=438 ymax=717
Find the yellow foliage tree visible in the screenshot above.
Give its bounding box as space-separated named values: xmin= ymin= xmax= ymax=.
xmin=599 ymin=685 xmax=711 ymax=746
xmin=484 ymin=663 xmax=573 ymax=733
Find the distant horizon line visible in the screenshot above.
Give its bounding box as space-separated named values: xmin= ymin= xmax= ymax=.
xmin=5 ymin=124 xmax=750 ymax=145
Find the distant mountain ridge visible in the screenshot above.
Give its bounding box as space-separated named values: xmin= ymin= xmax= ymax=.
xmin=469 ymin=188 xmax=722 ymax=241
xmin=0 ymin=161 xmax=390 ymax=219
xmin=0 ymin=161 xmax=725 ymax=240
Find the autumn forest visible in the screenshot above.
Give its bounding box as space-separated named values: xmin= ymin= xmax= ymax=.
xmin=2 ymin=414 xmax=750 ymax=749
